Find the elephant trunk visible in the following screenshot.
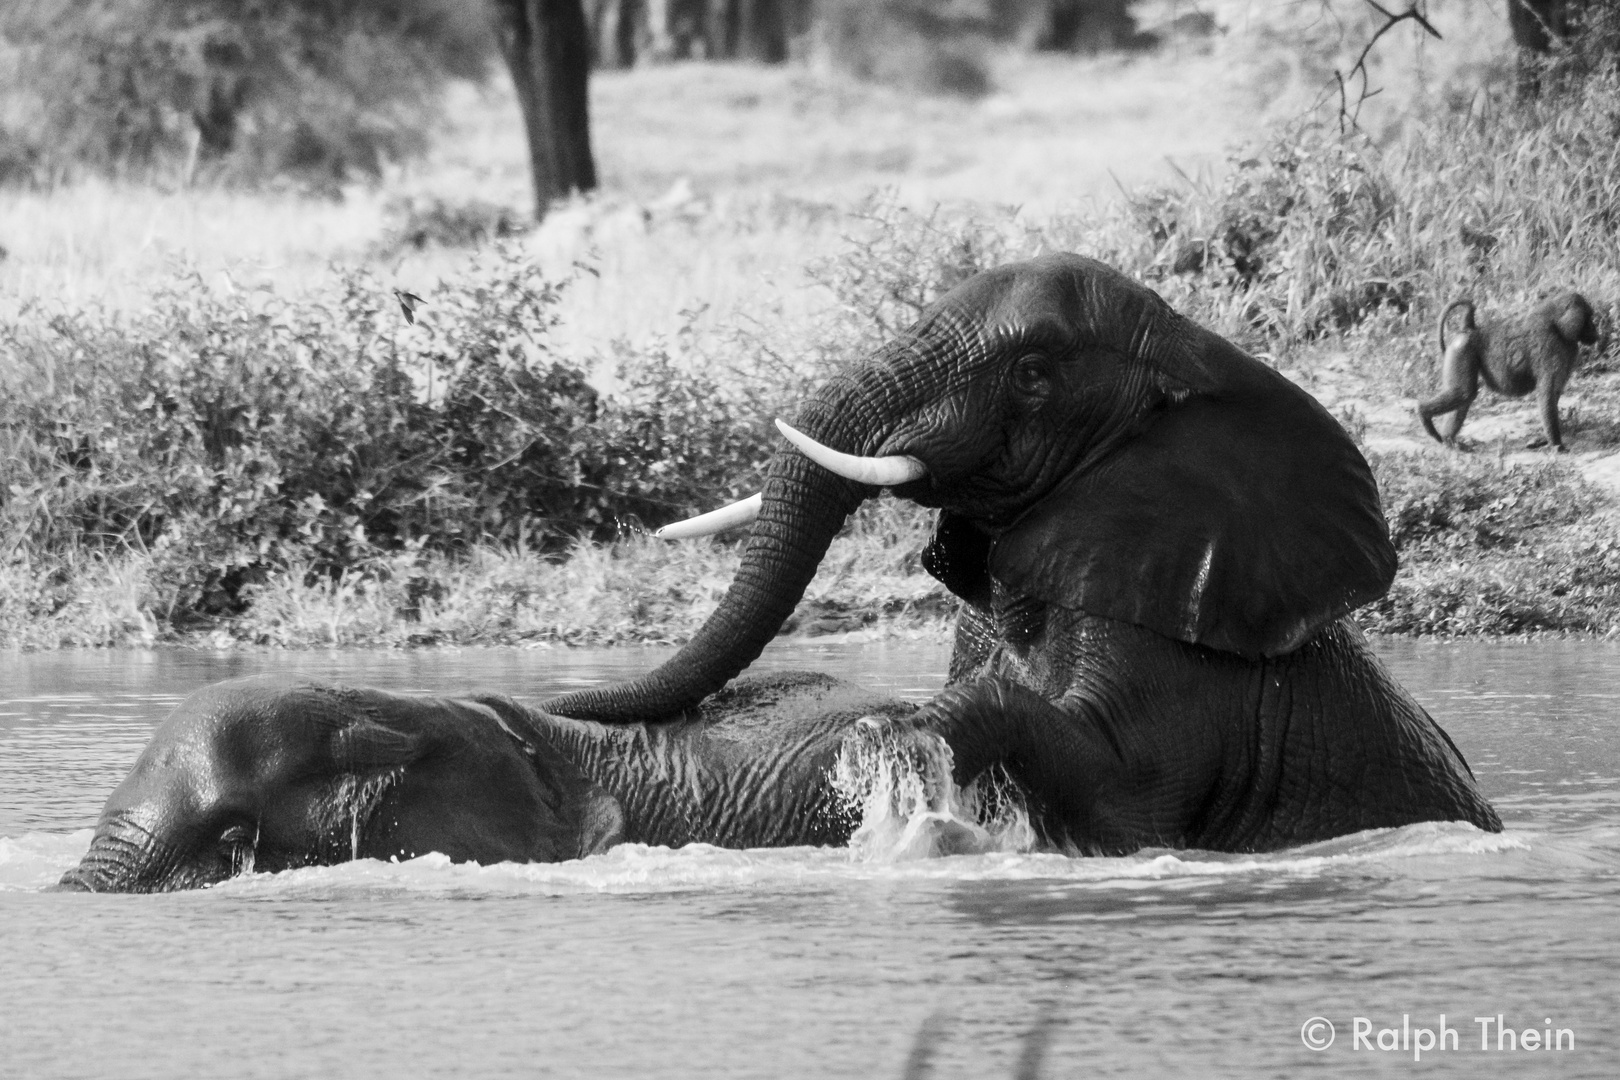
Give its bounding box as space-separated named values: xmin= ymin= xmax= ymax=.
xmin=543 ymin=371 xmax=894 ymax=722
xmin=57 ymin=837 xmax=136 ymax=893
xmin=57 ymin=816 xmax=185 ymax=893
xmin=51 ymin=871 xmax=95 ymax=892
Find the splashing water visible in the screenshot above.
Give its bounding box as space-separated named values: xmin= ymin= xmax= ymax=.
xmin=230 ymin=822 xmax=259 ymax=878
xmin=832 ymin=717 xmax=1036 ymax=861
xmin=326 ymin=770 xmax=403 ymax=861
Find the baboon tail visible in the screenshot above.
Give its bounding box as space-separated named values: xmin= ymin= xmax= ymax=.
xmin=1438 ymin=299 xmax=1476 ymax=354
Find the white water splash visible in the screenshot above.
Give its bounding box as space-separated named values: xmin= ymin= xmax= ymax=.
xmin=230 ymin=822 xmax=260 ymax=878
xmin=327 ymin=770 xmax=403 ymax=860
xmin=0 ymin=829 xmax=95 ymax=891
xmin=831 ymin=717 xmax=1037 ymax=861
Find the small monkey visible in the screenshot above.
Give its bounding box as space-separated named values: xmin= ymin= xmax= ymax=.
xmin=1417 ymin=291 xmax=1598 ymax=451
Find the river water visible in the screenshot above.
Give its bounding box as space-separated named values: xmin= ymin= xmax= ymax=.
xmin=1 ymin=638 xmax=1616 ymax=1079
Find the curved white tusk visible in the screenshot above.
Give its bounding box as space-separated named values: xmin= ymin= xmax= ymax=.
xmin=654 ymin=492 xmax=763 ymax=540
xmin=774 ymin=419 xmax=927 ymax=487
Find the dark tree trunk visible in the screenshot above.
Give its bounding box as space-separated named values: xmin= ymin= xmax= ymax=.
xmin=727 ymin=0 xmax=789 ymax=62
xmin=1506 ymin=0 xmax=1611 ymax=98
xmin=586 ymin=0 xmax=638 ymax=68
xmin=585 ymin=0 xmax=801 ymax=67
xmin=1508 ymin=0 xmax=1581 ymax=54
xmin=491 ymin=0 xmax=598 ymax=219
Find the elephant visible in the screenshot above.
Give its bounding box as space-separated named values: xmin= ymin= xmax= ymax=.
xmin=58 ymin=669 xmax=1050 ymax=893
xmin=542 ymin=252 xmax=1503 ymax=854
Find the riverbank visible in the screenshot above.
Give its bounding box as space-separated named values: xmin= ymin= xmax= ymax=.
xmin=8 ymin=421 xmax=1620 ymax=650
xmin=2 ymin=5 xmax=1618 ymax=649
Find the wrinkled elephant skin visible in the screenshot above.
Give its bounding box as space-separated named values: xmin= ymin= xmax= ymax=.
xmin=57 ymin=671 xmax=924 ymax=893
xmin=544 ymin=253 xmax=1503 ymax=853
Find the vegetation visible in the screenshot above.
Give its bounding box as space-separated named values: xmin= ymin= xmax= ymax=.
xmin=1366 ymin=451 xmax=1620 ymax=636
xmin=0 ymin=0 xmax=493 ymax=189
xmin=1 ymin=2 xmax=1618 ymax=648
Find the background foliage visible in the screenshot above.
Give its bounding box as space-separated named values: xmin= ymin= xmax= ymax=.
xmin=0 ymin=0 xmax=493 ymax=188
xmin=1 ymin=2 xmax=1618 ymax=645
xmin=0 ymin=248 xmax=773 ymax=626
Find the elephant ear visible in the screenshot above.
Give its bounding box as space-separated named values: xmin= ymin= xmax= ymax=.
xmin=988 ymin=342 xmax=1396 ymax=658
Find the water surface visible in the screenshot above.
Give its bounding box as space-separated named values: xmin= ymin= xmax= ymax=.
xmin=2 ymin=638 xmax=1617 ymax=1078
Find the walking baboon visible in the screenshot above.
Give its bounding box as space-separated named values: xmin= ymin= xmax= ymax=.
xmin=1417 ymin=291 xmax=1598 ymax=451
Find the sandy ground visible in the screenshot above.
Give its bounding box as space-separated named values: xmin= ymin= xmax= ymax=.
xmin=1287 ymin=348 xmax=1620 ymax=507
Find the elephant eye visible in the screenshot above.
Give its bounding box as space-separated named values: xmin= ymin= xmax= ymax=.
xmin=1011 ymin=354 xmax=1052 ymax=397
xmin=217 ymin=823 xmax=258 ymax=874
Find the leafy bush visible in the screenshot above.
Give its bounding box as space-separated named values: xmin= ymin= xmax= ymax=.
xmin=804 ymin=49 xmax=1620 ymax=366
xmin=0 ymin=0 xmax=494 ymax=188
xmin=798 ymin=193 xmax=1092 ymax=364
xmin=1125 ymin=120 xmax=1416 ymax=343
xmin=0 ymin=247 xmax=777 ymax=623
xmin=1374 ymin=452 xmax=1598 ymax=556
xmin=1360 ymin=451 xmax=1620 ymax=636
xmin=1098 ymin=29 xmax=1620 ymax=351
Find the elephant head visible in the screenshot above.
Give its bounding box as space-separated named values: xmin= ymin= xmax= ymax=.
xmin=546 ymin=254 xmax=1395 ymax=723
xmin=58 ymin=675 xmax=623 ymax=892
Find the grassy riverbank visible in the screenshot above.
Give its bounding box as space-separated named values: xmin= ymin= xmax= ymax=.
xmin=2 ymin=3 xmax=1619 ymax=649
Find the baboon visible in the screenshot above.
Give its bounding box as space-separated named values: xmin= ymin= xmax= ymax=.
xmin=1417 ymin=291 xmax=1598 ymax=451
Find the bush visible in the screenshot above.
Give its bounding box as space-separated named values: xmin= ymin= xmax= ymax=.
xmin=799 ymin=193 xmax=1089 ymax=361
xmin=1359 ymin=451 xmax=1620 ymax=636
xmin=1374 ymin=451 xmax=1596 ymax=553
xmin=0 ymin=0 xmax=494 ymax=188
xmin=0 ymin=247 xmax=777 ymax=623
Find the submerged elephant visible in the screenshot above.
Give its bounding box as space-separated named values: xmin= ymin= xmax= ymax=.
xmin=59 ymin=670 xmax=1038 ymax=893
xmin=543 ymin=253 xmax=1502 ymax=852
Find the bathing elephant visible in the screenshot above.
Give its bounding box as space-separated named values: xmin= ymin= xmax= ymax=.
xmin=543 ymin=253 xmax=1502 ymax=853
xmin=58 ymin=670 xmax=979 ymax=893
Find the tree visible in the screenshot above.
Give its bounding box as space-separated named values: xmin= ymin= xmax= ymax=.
xmin=585 ymin=0 xmax=801 ymax=68
xmin=1506 ymin=0 xmax=1617 ymax=97
xmin=491 ymin=0 xmax=598 ymax=217
xmin=1507 ymin=0 xmax=1588 ymax=55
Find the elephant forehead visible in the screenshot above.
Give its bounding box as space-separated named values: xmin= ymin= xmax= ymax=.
xmin=143 ymin=682 xmax=318 ymax=789
xmin=936 ymin=254 xmax=1164 ymax=349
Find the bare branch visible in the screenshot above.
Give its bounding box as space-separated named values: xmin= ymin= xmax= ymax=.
xmin=1338 ymin=1 xmax=1444 ymax=133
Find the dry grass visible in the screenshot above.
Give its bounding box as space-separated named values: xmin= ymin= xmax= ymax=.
xmin=0 ymin=23 xmax=1276 ymax=344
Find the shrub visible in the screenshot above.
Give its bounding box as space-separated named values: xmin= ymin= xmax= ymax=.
xmin=0 ymin=246 xmax=777 ymax=623
xmin=0 ymin=0 xmax=494 ymax=188
xmin=1359 ymin=451 xmax=1620 ymax=636
xmin=1373 ymin=451 xmax=1598 ymax=556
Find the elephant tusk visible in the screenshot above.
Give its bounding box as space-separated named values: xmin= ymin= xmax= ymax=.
xmin=774 ymin=419 xmax=927 ymax=487
xmin=655 ymin=492 xmax=764 ymax=540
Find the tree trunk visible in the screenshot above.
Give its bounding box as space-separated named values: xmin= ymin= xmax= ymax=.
xmin=1037 ymin=0 xmax=1139 ymax=53
xmin=491 ymin=0 xmax=599 ymax=219
xmin=586 ymin=0 xmax=638 ymax=68
xmin=730 ymin=0 xmax=789 ymax=62
xmin=1508 ymin=0 xmax=1577 ymax=54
